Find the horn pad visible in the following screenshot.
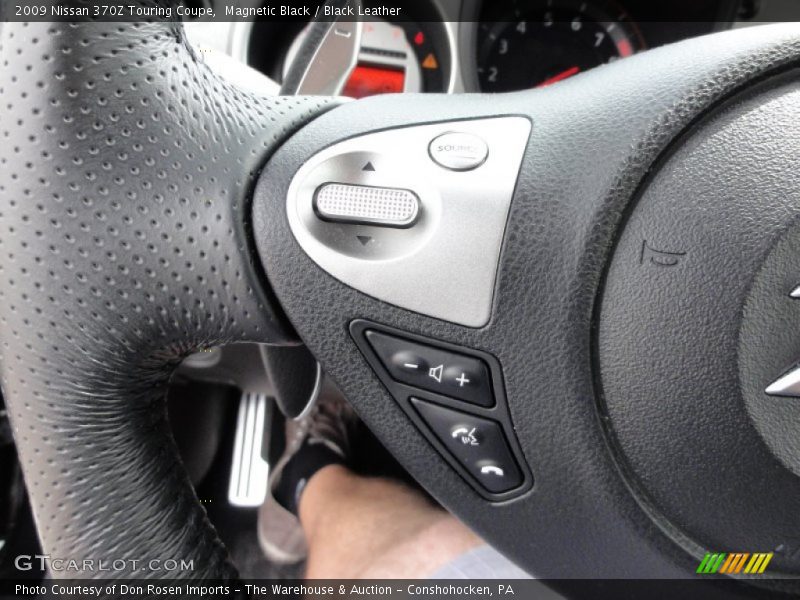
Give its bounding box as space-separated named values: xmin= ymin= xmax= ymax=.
xmin=598 ymin=73 xmax=800 ymax=574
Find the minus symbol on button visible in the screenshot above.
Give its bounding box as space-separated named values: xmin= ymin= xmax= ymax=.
xmin=403 ymin=363 xmax=420 ymax=369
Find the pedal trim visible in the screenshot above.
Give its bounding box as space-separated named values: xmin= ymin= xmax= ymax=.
xmin=228 ymin=393 xmax=270 ymax=508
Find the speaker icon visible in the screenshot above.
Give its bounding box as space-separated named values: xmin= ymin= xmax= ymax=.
xmin=428 ymin=364 xmax=444 ymax=383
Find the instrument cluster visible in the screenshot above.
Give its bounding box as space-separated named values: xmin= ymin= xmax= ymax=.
xmin=242 ymin=0 xmax=742 ymax=95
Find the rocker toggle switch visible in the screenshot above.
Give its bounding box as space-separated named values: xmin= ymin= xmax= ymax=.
xmin=313 ymin=183 xmax=420 ymax=228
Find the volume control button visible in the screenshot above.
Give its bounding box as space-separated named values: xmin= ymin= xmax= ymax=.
xmin=365 ymin=330 xmax=495 ymax=408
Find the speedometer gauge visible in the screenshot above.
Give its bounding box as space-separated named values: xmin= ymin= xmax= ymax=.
xmin=478 ymin=0 xmax=645 ymax=92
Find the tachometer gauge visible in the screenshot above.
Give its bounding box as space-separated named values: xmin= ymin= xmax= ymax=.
xmin=478 ymin=0 xmax=645 ymax=92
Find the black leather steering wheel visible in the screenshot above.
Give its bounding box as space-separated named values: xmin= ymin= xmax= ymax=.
xmin=3 ymin=8 xmax=800 ymax=596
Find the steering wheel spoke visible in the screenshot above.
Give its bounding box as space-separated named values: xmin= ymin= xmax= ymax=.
xmin=254 ymin=24 xmax=800 ymax=585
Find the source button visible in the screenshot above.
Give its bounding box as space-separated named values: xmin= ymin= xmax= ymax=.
xmin=429 ymin=132 xmax=489 ymax=171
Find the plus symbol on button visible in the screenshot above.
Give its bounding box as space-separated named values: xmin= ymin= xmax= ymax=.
xmin=456 ymin=373 xmax=470 ymax=387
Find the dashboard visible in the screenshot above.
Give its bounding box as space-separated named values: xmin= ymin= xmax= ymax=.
xmin=192 ymin=0 xmax=778 ymax=97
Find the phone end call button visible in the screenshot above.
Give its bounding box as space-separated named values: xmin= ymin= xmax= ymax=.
xmin=410 ymin=397 xmax=521 ymax=494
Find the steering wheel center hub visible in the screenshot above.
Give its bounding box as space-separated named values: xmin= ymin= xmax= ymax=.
xmin=599 ymin=75 xmax=800 ymax=574
xmin=740 ymin=221 xmax=800 ymax=480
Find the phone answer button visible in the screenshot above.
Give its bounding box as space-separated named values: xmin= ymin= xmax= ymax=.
xmin=410 ymin=398 xmax=522 ymax=494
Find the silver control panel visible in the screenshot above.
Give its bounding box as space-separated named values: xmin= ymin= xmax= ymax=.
xmin=286 ymin=117 xmax=532 ymax=327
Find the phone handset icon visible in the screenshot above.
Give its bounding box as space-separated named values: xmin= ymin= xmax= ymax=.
xmin=480 ymin=465 xmax=505 ymax=477
xmin=451 ymin=426 xmax=479 ymax=446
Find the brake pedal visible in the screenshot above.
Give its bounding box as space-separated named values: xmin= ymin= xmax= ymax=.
xmin=228 ymin=393 xmax=271 ymax=507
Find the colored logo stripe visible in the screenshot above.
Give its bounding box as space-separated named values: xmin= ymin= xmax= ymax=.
xmin=697 ymin=553 xmax=726 ymax=574
xmin=744 ymin=553 xmax=773 ymax=574
xmin=719 ymin=553 xmax=749 ymax=574
xmin=697 ymin=553 xmax=773 ymax=574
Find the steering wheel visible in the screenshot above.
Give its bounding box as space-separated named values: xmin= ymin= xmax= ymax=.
xmin=3 ymin=8 xmax=800 ymax=595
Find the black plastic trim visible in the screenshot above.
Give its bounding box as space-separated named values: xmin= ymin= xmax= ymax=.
xmin=350 ymin=319 xmax=533 ymax=502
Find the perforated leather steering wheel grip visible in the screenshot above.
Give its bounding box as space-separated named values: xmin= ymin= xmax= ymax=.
xmin=0 ymin=18 xmax=336 ymax=578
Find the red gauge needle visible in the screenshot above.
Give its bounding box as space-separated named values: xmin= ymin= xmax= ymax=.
xmin=536 ymin=66 xmax=581 ymax=88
